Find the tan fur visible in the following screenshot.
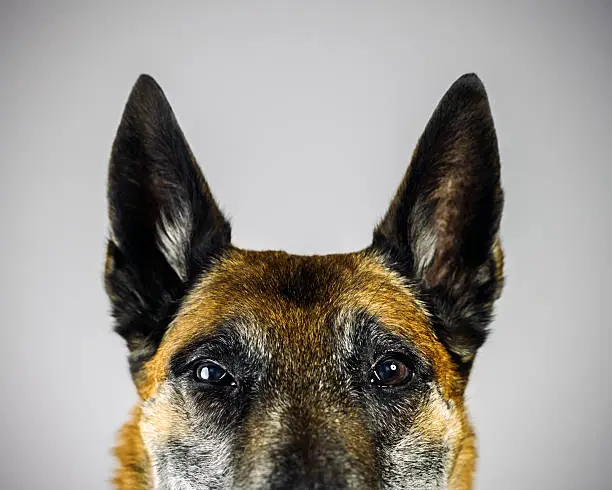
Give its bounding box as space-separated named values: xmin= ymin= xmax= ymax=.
xmin=113 ymin=247 xmax=477 ymax=488
xmin=447 ymin=420 xmax=477 ymax=490
xmin=113 ymin=407 xmax=153 ymax=488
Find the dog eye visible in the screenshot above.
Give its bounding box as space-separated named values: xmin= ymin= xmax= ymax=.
xmin=370 ymin=356 xmax=413 ymax=387
xmin=194 ymin=361 xmax=236 ymax=386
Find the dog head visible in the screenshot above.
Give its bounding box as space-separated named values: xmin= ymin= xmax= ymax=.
xmin=105 ymin=73 xmax=503 ymax=489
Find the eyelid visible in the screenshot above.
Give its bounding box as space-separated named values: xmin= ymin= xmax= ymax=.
xmin=190 ymin=358 xmax=232 ymax=374
xmin=370 ymin=344 xmax=431 ymax=382
xmin=370 ymin=351 xmax=410 ymax=370
xmin=170 ymin=339 xmax=236 ymax=377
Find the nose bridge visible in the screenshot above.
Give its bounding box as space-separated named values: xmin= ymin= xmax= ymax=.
xmin=271 ymin=405 xmax=350 ymax=489
xmin=239 ymin=392 xmax=376 ymax=490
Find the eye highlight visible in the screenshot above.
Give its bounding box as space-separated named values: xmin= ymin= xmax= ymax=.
xmin=370 ymin=355 xmax=413 ymax=387
xmin=193 ymin=361 xmax=236 ymax=386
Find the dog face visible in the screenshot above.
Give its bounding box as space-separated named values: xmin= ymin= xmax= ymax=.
xmin=105 ymin=74 xmax=503 ymax=489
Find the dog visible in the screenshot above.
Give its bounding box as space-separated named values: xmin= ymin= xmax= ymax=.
xmin=104 ymin=73 xmax=504 ymax=489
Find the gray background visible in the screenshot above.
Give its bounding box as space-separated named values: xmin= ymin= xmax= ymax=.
xmin=1 ymin=1 xmax=610 ymax=489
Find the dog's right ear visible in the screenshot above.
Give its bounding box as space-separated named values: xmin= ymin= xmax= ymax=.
xmin=105 ymin=75 xmax=231 ymax=375
xmin=372 ymin=74 xmax=504 ymax=366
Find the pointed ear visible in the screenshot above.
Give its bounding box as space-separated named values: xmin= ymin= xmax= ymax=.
xmin=372 ymin=74 xmax=504 ymax=363
xmin=105 ymin=74 xmax=231 ymax=374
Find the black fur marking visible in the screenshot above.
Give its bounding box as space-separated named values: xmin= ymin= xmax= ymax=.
xmin=105 ymin=74 xmax=231 ymax=376
xmin=274 ymin=257 xmax=331 ymax=306
xmin=372 ymin=73 xmax=504 ymax=362
xmin=344 ymin=311 xmax=436 ymax=389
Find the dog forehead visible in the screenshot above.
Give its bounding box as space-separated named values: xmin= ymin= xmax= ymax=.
xmin=145 ymin=248 xmax=453 ymax=393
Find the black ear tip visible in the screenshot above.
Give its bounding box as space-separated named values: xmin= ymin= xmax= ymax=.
xmin=449 ymin=73 xmax=488 ymax=99
xmin=132 ymin=73 xmax=164 ymax=98
xmin=134 ymin=73 xmax=161 ymax=90
xmin=457 ymin=72 xmax=481 ymax=83
xmin=120 ymin=74 xmax=172 ymax=123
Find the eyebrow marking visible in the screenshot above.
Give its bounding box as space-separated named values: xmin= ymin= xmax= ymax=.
xmin=168 ymin=317 xmax=272 ymax=377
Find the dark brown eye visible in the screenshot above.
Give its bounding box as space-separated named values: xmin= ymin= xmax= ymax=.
xmin=371 ymin=356 xmax=413 ymax=387
xmin=194 ymin=361 xmax=236 ymax=386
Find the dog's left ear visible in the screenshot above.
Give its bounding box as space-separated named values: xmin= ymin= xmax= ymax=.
xmin=105 ymin=75 xmax=231 ymax=374
xmin=372 ymin=74 xmax=504 ymax=363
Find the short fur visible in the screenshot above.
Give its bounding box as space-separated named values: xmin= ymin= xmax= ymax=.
xmin=105 ymin=73 xmax=504 ymax=489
